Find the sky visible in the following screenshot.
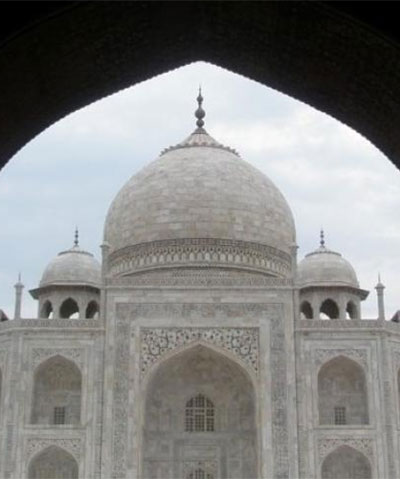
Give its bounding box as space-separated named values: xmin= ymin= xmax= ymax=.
xmin=1 ymin=61 xmax=400 ymax=319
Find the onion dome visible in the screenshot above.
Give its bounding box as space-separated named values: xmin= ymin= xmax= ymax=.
xmin=297 ymin=230 xmax=359 ymax=288
xmin=31 ymin=230 xmax=101 ymax=297
xmin=104 ymin=91 xmax=296 ymax=278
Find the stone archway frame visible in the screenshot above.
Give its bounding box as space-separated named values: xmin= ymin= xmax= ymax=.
xmin=317 ymin=438 xmax=375 ymax=478
xmin=139 ymin=340 xmax=260 ymax=479
xmin=25 ymin=439 xmax=82 ymax=478
xmin=314 ymin=349 xmax=370 ymax=429
xmin=111 ymin=301 xmax=290 ymax=479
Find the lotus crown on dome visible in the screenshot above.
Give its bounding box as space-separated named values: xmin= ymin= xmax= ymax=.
xmin=103 ymin=94 xmax=296 ymax=279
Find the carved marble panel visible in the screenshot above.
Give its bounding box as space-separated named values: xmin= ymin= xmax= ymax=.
xmin=315 ymin=348 xmax=368 ymax=371
xmin=318 ymin=437 xmax=373 ymax=464
xmin=140 ymin=327 xmax=259 ymax=376
xmin=31 ymin=348 xmax=84 ymax=369
xmin=26 ymin=437 xmax=82 ymax=461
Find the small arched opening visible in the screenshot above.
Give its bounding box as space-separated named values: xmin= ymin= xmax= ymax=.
xmin=28 ymin=445 xmax=78 ymax=479
xmin=185 ymin=393 xmax=215 ymax=432
xmin=85 ymin=300 xmax=99 ymax=319
xmin=321 ymin=445 xmax=372 ymax=479
xmin=187 ymin=469 xmax=214 ymax=479
xmin=346 ymin=301 xmax=358 ymax=320
xmin=40 ymin=300 xmax=53 ymax=319
xmin=318 ymin=356 xmax=368 ymax=425
xmin=320 ymin=299 xmax=339 ymax=320
xmin=300 ymin=301 xmax=313 ymax=319
xmin=59 ymin=298 xmax=79 ymax=319
xmin=31 ymin=355 xmax=82 ymax=425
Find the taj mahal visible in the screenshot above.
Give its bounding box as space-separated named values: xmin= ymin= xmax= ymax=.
xmin=0 ymin=92 xmax=398 ymax=479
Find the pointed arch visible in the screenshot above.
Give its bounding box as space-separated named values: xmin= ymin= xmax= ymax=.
xmin=321 ymin=445 xmax=372 ymax=479
xmin=346 ymin=301 xmax=358 ymax=319
xmin=318 ymin=355 xmax=368 ymax=425
xmin=31 ymin=355 xmax=82 ymax=425
xmin=28 ymin=445 xmax=78 ymax=479
xmin=187 ymin=468 xmax=214 ymax=479
xmin=142 ymin=343 xmax=258 ymax=479
xmin=59 ymin=298 xmax=79 ymax=319
xmin=85 ymin=300 xmax=99 ymax=318
xmin=300 ymin=300 xmax=313 ymax=319
xmin=40 ymin=300 xmax=53 ymax=319
xmin=320 ymin=298 xmax=339 ymax=319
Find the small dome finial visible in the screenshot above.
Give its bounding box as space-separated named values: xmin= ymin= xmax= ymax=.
xmin=195 ymin=86 xmax=205 ymax=129
xmin=74 ymin=227 xmax=79 ymax=247
xmin=320 ymin=228 xmax=325 ymax=248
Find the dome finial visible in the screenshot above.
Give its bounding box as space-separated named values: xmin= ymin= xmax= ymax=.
xmin=320 ymin=228 xmax=325 ymax=248
xmin=195 ymin=86 xmax=205 ymax=129
xmin=74 ymin=227 xmax=79 ymax=247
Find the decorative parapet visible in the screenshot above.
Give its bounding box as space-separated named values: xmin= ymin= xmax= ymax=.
xmin=296 ymin=319 xmax=382 ymax=330
xmin=108 ymin=238 xmax=292 ymax=278
xmin=140 ymin=327 xmax=259 ymax=376
xmin=0 ymin=318 xmax=103 ymax=331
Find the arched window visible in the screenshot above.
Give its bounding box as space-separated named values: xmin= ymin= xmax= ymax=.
xmin=85 ymin=300 xmax=99 ymax=319
xmin=59 ymin=298 xmax=79 ymax=319
xmin=31 ymin=355 xmax=82 ymax=425
xmin=300 ymin=301 xmax=313 ymax=319
xmin=185 ymin=393 xmax=215 ymax=432
xmin=346 ymin=301 xmax=357 ymax=319
xmin=187 ymin=469 xmax=214 ymax=479
xmin=28 ymin=446 xmax=78 ymax=479
xmin=318 ymin=356 xmax=368 ymax=425
xmin=320 ymin=299 xmax=339 ymax=319
xmin=321 ymin=445 xmax=372 ymax=479
xmin=40 ymin=300 xmax=53 ymax=319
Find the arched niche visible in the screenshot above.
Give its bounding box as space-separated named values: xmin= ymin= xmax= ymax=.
xmin=40 ymin=300 xmax=53 ymax=319
xmin=321 ymin=445 xmax=372 ymax=479
xmin=60 ymin=298 xmax=79 ymax=319
xmin=320 ymin=299 xmax=339 ymax=320
xmin=187 ymin=468 xmax=214 ymax=479
xmin=31 ymin=355 xmax=82 ymax=425
xmin=142 ymin=344 xmax=257 ymax=479
xmin=318 ymin=356 xmax=368 ymax=425
xmin=346 ymin=301 xmax=358 ymax=320
xmin=28 ymin=445 xmax=78 ymax=479
xmin=85 ymin=300 xmax=99 ymax=319
xmin=300 ymin=300 xmax=313 ymax=319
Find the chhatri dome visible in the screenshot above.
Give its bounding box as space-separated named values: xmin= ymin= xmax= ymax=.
xmin=104 ymin=91 xmax=296 ymax=278
xmin=297 ymin=230 xmax=359 ymax=288
xmin=37 ymin=229 xmax=101 ymax=289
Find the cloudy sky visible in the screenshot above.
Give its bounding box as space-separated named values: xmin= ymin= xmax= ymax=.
xmin=1 ymin=61 xmax=399 ymax=319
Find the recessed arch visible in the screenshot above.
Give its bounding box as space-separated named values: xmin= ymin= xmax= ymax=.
xmin=321 ymin=445 xmax=372 ymax=479
xmin=300 ymin=300 xmax=313 ymax=319
xmin=346 ymin=300 xmax=358 ymax=320
xmin=85 ymin=300 xmax=99 ymax=319
xmin=318 ymin=355 xmax=368 ymax=425
xmin=59 ymin=298 xmax=79 ymax=319
xmin=28 ymin=445 xmax=78 ymax=479
xmin=40 ymin=300 xmax=53 ymax=319
xmin=320 ymin=299 xmax=339 ymax=320
xmin=31 ymin=355 xmax=82 ymax=425
xmin=142 ymin=344 xmax=257 ymax=479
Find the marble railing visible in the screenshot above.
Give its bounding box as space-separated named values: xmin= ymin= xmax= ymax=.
xmin=297 ymin=319 xmax=400 ymax=331
xmin=0 ymin=318 xmax=103 ymax=330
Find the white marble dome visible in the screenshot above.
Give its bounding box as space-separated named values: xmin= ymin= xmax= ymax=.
xmin=104 ymin=126 xmax=296 ymax=278
xmin=297 ymin=237 xmax=359 ymax=288
xmin=40 ymin=244 xmax=101 ymax=288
